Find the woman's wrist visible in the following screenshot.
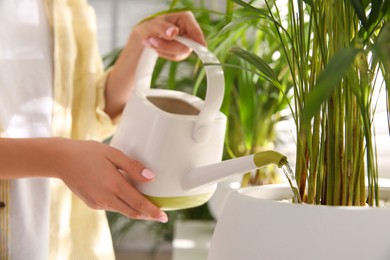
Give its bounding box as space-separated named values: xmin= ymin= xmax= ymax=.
xmin=0 ymin=137 xmax=64 ymax=179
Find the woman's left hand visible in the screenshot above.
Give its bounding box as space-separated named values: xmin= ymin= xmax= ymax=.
xmin=104 ymin=11 xmax=206 ymax=118
xmin=134 ymin=11 xmax=206 ymax=61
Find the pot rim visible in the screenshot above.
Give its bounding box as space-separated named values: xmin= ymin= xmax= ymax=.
xmin=235 ymin=182 xmax=390 ymax=211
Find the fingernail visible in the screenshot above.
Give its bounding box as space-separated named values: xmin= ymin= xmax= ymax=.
xmin=148 ymin=37 xmax=159 ymax=47
xmin=158 ymin=212 xmax=168 ymax=223
xmin=141 ymin=169 xmax=155 ymax=180
xmin=166 ymin=27 xmax=176 ymax=37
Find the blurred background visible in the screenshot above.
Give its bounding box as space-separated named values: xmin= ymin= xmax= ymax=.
xmin=90 ymin=0 xmax=167 ymax=55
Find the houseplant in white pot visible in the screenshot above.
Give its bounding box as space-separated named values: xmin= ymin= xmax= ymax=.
xmin=208 ymin=0 xmax=390 ymax=259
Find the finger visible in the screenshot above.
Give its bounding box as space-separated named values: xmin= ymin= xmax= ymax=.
xmin=108 ymin=195 xmax=164 ymax=222
xmin=106 ymin=196 xmax=143 ymax=219
xmin=142 ymin=19 xmax=180 ymax=41
xmin=141 ymin=12 xmax=205 ymax=46
xmin=116 ymin=178 xmax=168 ymax=222
xmin=166 ymin=11 xmax=206 ymax=46
xmin=105 ymin=146 xmax=155 ymax=183
xmin=143 ymin=37 xmax=192 ymax=61
xmin=88 ymin=169 xmax=167 ymax=222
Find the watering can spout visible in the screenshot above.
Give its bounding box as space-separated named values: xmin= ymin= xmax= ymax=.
xmin=182 ymin=150 xmax=287 ymax=190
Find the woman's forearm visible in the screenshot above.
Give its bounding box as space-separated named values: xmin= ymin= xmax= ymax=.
xmin=0 ymin=138 xmax=61 ymax=179
xmin=0 ymin=137 xmax=168 ymax=222
xmin=103 ymin=30 xmax=144 ymax=119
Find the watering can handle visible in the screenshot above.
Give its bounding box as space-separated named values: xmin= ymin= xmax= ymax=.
xmin=134 ymin=36 xmax=225 ymax=143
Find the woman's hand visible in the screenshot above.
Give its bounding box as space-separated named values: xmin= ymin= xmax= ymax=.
xmin=104 ymin=11 xmax=206 ymax=118
xmin=135 ymin=11 xmax=206 ymax=61
xmin=53 ymin=138 xmax=168 ymax=223
xmin=0 ymin=137 xmax=168 ymax=222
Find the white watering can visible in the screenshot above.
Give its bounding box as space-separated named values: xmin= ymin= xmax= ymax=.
xmin=110 ymin=37 xmax=287 ymax=210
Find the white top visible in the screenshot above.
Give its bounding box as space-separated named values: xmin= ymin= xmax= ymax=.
xmin=0 ymin=0 xmax=53 ymax=259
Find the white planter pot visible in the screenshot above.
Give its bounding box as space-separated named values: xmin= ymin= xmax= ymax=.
xmin=208 ymin=184 xmax=390 ymax=260
xmin=207 ymin=177 xmax=242 ymax=220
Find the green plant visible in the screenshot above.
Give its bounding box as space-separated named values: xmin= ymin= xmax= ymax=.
xmin=209 ymin=1 xmax=294 ymax=186
xmin=227 ymin=0 xmax=389 ymax=205
xmin=166 ymin=0 xmax=294 ymax=186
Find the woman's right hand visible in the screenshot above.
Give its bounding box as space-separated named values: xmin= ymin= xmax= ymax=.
xmin=0 ymin=137 xmax=168 ymax=223
xmin=53 ymin=138 xmax=168 ymax=223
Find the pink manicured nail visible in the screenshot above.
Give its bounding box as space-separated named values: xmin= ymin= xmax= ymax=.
xmin=141 ymin=169 xmax=155 ymax=180
xmin=148 ymin=38 xmax=159 ymax=47
xmin=158 ymin=212 xmax=168 ymax=223
xmin=166 ymin=27 xmax=176 ymax=37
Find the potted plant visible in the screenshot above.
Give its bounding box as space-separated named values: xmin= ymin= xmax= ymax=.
xmin=208 ymin=0 xmax=390 ymax=259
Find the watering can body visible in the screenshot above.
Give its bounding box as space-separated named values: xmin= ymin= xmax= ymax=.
xmin=110 ymin=37 xmax=227 ymax=210
xmin=110 ymin=88 xmax=227 ymax=209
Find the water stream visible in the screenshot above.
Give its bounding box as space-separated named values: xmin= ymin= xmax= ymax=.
xmin=281 ymin=162 xmax=302 ymax=203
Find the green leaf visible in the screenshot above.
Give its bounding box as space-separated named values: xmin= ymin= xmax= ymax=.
xmin=383 ymin=0 xmax=390 ymax=17
xmin=151 ymin=59 xmax=168 ymax=88
xmin=350 ymin=0 xmax=369 ymax=29
xmin=231 ymin=0 xmax=268 ymax=15
xmin=372 ymin=23 xmax=390 ymax=132
xmin=303 ymin=0 xmax=313 ymax=6
xmin=168 ymin=0 xmax=179 ymax=9
xmin=237 ymin=62 xmax=256 ymax=148
xmin=367 ymin=0 xmax=383 ymax=26
xmin=168 ymin=62 xmax=178 ymax=90
xmin=230 ymin=46 xmax=281 ymax=86
xmin=212 ymin=15 xmax=260 ymax=39
xmin=303 ymin=47 xmax=362 ymax=122
xmin=102 ymin=47 xmax=122 ymax=69
xmin=371 ymin=22 xmax=390 ymax=64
